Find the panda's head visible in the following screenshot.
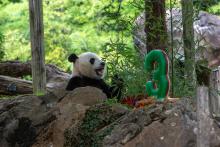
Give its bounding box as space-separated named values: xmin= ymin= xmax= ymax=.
xmin=68 ymin=52 xmax=106 ymax=79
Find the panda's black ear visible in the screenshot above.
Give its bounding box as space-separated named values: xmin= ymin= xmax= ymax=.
xmin=68 ymin=54 xmax=78 ymax=63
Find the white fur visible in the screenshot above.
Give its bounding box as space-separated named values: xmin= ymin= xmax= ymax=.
xmin=72 ymin=52 xmax=106 ymax=79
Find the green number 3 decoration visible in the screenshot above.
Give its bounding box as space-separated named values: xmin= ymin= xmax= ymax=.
xmin=144 ymin=50 xmax=170 ymax=101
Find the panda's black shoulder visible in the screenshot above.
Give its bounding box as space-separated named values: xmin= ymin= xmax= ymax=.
xmin=66 ymin=76 xmax=82 ymax=91
xmin=81 ymin=76 xmax=107 ymax=88
xmin=66 ymin=76 xmax=107 ymax=91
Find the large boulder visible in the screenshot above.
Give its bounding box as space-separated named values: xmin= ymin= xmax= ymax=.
xmin=124 ymin=109 xmax=195 ymax=147
xmin=102 ymin=101 xmax=196 ymax=147
xmin=0 ymin=87 xmax=106 ymax=147
xmin=134 ymin=9 xmax=220 ymax=67
xmin=63 ymin=100 xmax=186 ymax=147
xmin=64 ymin=103 xmax=129 ymax=147
xmin=33 ymin=87 xmax=107 ymax=147
xmin=64 ymin=98 xmax=220 ymax=147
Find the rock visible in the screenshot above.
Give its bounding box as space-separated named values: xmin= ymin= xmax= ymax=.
xmin=60 ymin=87 xmax=107 ymax=106
xmin=0 ymin=86 xmax=107 ymax=147
xmin=102 ymin=104 xmax=169 ymax=147
xmin=134 ymin=9 xmax=220 ymax=67
xmin=124 ymin=111 xmax=195 ymax=147
xmin=211 ymin=121 xmax=220 ymax=147
xmin=33 ymin=87 xmax=107 ymax=147
xmin=2 ymin=88 xmax=220 ymax=147
xmin=195 ymin=12 xmax=220 ymax=50
xmin=104 ymin=123 xmax=141 ymax=146
xmin=64 ymin=103 xmax=129 ymax=147
xmin=102 ymin=109 xmax=151 ymax=147
xmin=64 ymin=102 xmax=170 ymax=147
xmin=0 ymin=94 xmax=58 ymax=147
xmin=122 ymin=99 xmax=220 ymax=147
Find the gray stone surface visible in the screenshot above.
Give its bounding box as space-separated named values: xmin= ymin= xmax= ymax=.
xmin=134 ymin=9 xmax=220 ymax=67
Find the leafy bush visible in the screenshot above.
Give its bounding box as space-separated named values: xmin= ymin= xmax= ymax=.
xmin=98 ymin=0 xmax=147 ymax=98
xmin=0 ymin=31 xmax=4 ymax=60
xmin=208 ymin=1 xmax=220 ymax=15
xmin=193 ymin=0 xmax=220 ymax=11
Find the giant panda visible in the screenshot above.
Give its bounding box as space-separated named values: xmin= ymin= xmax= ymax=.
xmin=66 ymin=52 xmax=123 ymax=99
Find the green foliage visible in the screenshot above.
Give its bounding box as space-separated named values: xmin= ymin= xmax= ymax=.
xmin=165 ymin=0 xmax=180 ymax=8
xmin=103 ymin=40 xmax=147 ymax=97
xmin=2 ymin=0 xmax=217 ymax=98
xmin=8 ymin=0 xmax=21 ymax=3
xmin=193 ymin=0 xmax=220 ymax=11
xmin=0 ymin=1 xmax=30 ymax=61
xmin=0 ymin=0 xmax=147 ymax=97
xmin=0 ymin=0 xmax=21 ymax=5
xmin=99 ymin=0 xmax=147 ymax=97
xmin=0 ymin=31 xmax=4 ymax=60
xmin=208 ymin=1 xmax=220 ymax=15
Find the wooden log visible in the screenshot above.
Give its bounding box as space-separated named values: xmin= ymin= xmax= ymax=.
xmin=0 ymin=75 xmax=65 ymax=95
xmin=0 ymin=61 xmax=31 ymax=77
xmin=0 ymin=61 xmax=71 ymax=95
xmin=197 ymin=86 xmax=212 ymax=147
xmin=0 ymin=75 xmax=33 ymax=95
xmin=0 ymin=61 xmax=70 ymax=82
xmin=29 ymin=0 xmax=46 ymax=95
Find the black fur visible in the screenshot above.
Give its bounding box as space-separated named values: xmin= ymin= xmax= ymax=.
xmin=68 ymin=54 xmax=78 ymax=63
xmin=89 ymin=58 xmax=95 ymax=64
xmin=66 ymin=75 xmax=123 ymax=100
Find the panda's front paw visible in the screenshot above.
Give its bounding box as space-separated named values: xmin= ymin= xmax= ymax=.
xmin=112 ymin=74 xmax=124 ymax=88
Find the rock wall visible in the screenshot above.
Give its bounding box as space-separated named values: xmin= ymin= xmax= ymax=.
xmin=133 ymin=9 xmax=220 ymax=67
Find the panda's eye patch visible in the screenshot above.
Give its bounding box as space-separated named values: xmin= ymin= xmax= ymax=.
xmin=90 ymin=58 xmax=95 ymax=64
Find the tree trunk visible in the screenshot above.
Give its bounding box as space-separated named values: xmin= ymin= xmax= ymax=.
xmin=181 ymin=0 xmax=197 ymax=96
xmin=29 ymin=0 xmax=46 ymax=96
xmin=145 ymin=0 xmax=167 ymax=53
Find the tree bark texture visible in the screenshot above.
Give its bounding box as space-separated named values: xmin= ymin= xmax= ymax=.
xmin=181 ymin=0 xmax=197 ymax=95
xmin=145 ymin=0 xmax=167 ymax=53
xmin=29 ymin=0 xmax=46 ymax=95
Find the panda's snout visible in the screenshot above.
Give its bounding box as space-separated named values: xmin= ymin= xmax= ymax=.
xmin=100 ymin=62 xmax=105 ymax=67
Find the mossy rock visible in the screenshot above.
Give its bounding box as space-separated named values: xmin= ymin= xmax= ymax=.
xmin=64 ymin=103 xmax=128 ymax=147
